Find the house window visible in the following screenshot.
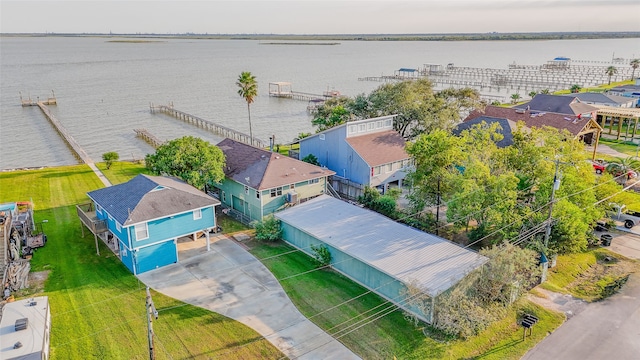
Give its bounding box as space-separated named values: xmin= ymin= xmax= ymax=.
xmin=359 ymin=124 xmax=366 ymax=132
xmin=244 ymin=185 xmax=249 ymax=195
xmin=309 ymin=178 xmax=319 ymax=184
xmin=376 ymin=121 xmax=382 ymax=128
xmin=116 ymin=222 xmax=121 ymax=232
xmin=96 ymin=204 xmax=102 ymax=213
xmin=270 ymin=187 xmax=283 ymax=197
xmin=256 ymin=191 xmax=260 ymax=199
xmin=384 ymin=119 xmax=392 ymax=127
xmin=349 ymin=125 xmax=357 ymax=134
xmin=319 ymin=134 xmax=325 ymax=140
xmin=373 ymin=166 xmax=381 ymax=176
xmin=368 ymin=122 xmax=374 ymax=130
xmin=121 ymin=248 xmax=128 ymax=257
xmin=222 ymin=191 xmax=226 ymax=202
xmin=193 ymin=209 xmax=202 ymax=220
xmin=135 ymin=223 xmax=149 ymax=240
xmin=386 ymin=163 xmax=393 ymax=173
xmin=290 ymin=183 xmax=295 ymax=190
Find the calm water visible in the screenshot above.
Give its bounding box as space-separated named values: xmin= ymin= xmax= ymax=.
xmin=1 ymin=36 xmax=639 ymax=170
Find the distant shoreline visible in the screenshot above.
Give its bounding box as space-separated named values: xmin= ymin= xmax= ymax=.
xmin=2 ymin=32 xmax=639 ymax=41
xmin=260 ymin=42 xmax=340 ymax=45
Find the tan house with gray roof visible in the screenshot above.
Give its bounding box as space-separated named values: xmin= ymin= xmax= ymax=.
xmin=214 ymin=138 xmax=335 ymax=223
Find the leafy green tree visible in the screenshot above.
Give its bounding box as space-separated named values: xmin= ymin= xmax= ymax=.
xmin=312 ymin=104 xmax=351 ymax=132
xmin=295 ymin=132 xmax=312 ymax=141
xmin=301 ymin=153 xmax=320 ymax=166
xmin=236 ymin=71 xmax=258 ymax=143
xmin=145 ymin=136 xmax=225 ymax=189
xmin=606 ymin=66 xmax=618 ymax=85
xmin=101 ymin=151 xmax=119 ymax=169
xmin=253 ymin=215 xmax=282 ymax=242
xmin=630 ymin=59 xmax=640 ymax=80
xmin=405 ymin=129 xmax=465 ymax=210
xmin=570 ymin=84 xmax=582 ymax=93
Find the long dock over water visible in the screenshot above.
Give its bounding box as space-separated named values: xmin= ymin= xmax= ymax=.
xmin=150 ymin=104 xmax=268 ymax=148
xmin=268 ymin=82 xmax=339 ymax=102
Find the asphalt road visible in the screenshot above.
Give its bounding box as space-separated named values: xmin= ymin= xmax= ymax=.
xmin=522 ymin=273 xmax=640 ymax=360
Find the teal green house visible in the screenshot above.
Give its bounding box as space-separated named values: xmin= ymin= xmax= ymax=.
xmin=215 ymin=138 xmax=335 ymax=223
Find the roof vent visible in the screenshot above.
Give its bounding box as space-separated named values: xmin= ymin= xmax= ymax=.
xmin=14 ymin=342 xmax=23 ymax=349
xmin=15 ymin=318 xmax=28 ymax=331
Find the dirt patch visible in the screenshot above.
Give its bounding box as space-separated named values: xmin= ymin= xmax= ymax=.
xmin=566 ymin=253 xmax=639 ymax=301
xmin=12 ymin=270 xmax=50 ymax=298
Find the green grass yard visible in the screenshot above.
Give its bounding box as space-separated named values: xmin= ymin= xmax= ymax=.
xmin=249 ymin=240 xmax=564 ymax=359
xmin=95 ymin=161 xmax=149 ymax=185
xmin=0 ymin=166 xmax=282 ymax=359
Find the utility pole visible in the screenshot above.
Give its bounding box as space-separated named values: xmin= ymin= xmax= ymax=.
xmin=435 ymin=177 xmax=441 ymax=236
xmin=542 ymin=157 xmax=569 ymax=283
xmin=146 ymin=287 xmax=158 ymax=360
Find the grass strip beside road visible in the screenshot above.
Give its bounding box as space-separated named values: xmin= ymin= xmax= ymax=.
xmin=0 ymin=167 xmax=283 ymax=359
xmin=249 ymin=240 xmax=564 ymax=359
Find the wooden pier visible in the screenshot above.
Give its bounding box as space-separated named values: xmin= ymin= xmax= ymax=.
xmin=149 ymin=103 xmax=268 ymax=148
xmin=21 ymin=95 xmax=93 ymax=164
xmin=268 ymin=82 xmax=338 ymax=102
xmin=134 ymin=128 xmax=165 ymax=149
xmin=359 ymin=61 xmax=636 ymax=95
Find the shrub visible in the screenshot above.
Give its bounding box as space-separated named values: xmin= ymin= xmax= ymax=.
xmin=310 ymin=244 xmax=332 ymax=268
xmin=253 ymin=216 xmax=282 ymax=242
xmin=102 ymin=151 xmax=119 ymax=169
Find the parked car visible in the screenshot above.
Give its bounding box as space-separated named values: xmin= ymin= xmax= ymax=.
xmin=592 ymin=160 xmax=637 ymax=179
xmin=592 ymin=161 xmax=606 ymax=174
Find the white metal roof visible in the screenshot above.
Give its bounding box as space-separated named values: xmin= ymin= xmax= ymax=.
xmin=275 ymin=195 xmax=488 ymax=297
xmin=0 ymin=296 xmax=49 ymax=360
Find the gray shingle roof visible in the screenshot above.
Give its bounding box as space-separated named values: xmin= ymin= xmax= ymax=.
xmin=515 ymin=94 xmax=597 ymax=115
xmin=564 ymin=92 xmax=632 ymax=106
xmin=453 ymin=116 xmax=517 ymax=148
xmin=275 ymin=195 xmax=488 ymax=296
xmin=87 ymin=174 xmax=220 ymax=226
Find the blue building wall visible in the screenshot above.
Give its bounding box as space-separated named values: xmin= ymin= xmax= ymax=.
xmin=118 ymin=240 xmax=135 ymax=273
xmin=135 ymin=240 xmax=178 ymax=273
xmin=279 ymin=221 xmax=428 ymax=321
xmin=128 ymin=206 xmax=215 ymax=248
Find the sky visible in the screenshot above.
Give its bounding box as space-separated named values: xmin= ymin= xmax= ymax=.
xmin=1 ymin=0 xmax=639 ymax=35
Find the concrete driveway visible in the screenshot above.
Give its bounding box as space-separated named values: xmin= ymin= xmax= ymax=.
xmin=138 ymin=236 xmax=359 ymax=360
xmin=523 ymin=273 xmax=640 ymax=360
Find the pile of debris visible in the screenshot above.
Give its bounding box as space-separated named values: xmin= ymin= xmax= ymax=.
xmin=5 ymin=260 xmax=31 ymax=291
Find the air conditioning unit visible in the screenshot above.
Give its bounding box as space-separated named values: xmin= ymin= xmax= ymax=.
xmin=286 ymin=192 xmax=298 ymax=204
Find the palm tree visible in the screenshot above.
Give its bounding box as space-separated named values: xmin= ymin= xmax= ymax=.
xmin=605 ymin=157 xmax=640 ymax=181
xmin=236 ymin=71 xmax=257 ymax=144
xmin=540 ymin=89 xmax=550 ymax=94
xmin=570 ymin=84 xmax=582 ymax=93
xmin=606 ymin=66 xmax=618 ymax=85
xmin=630 ymin=59 xmax=640 ymax=81
xmin=510 ymin=93 xmax=521 ymax=104
xmin=528 ymin=91 xmax=537 ymax=98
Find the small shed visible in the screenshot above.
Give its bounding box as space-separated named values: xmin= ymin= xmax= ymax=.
xmin=275 ymin=195 xmax=488 ymax=322
xmin=0 ymin=296 xmax=51 ymax=360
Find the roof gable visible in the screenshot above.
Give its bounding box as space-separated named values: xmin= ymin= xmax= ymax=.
xmin=516 ymin=94 xmax=597 ymax=115
xmin=217 ymin=138 xmax=335 ymax=190
xmin=345 ymin=130 xmax=409 ymax=167
xmin=87 ymin=174 xmax=219 ymax=226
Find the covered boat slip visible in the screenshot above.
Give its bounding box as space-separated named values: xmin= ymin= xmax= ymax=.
xmin=275 ymin=195 xmax=488 ymax=322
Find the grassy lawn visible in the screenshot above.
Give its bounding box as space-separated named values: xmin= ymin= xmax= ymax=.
xmin=0 ymin=167 xmax=283 ymax=359
xmin=95 ymin=161 xmax=148 ymax=185
xmin=598 ymin=138 xmax=639 ymax=158
xmin=249 ymin=240 xmax=564 ymax=359
xmin=541 ymin=247 xmax=640 ymax=302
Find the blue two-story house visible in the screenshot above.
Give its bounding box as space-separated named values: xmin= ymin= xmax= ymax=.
xmin=298 ymin=115 xmax=411 ymax=198
xmin=86 ymin=174 xmax=220 ymax=274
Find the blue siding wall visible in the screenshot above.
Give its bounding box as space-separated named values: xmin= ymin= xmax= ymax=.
xmin=119 ymin=240 xmax=135 ymax=273
xmin=280 ymin=221 xmax=427 ymax=321
xmin=135 ymin=240 xmax=178 ymax=274
xmin=130 ymin=206 xmax=216 ymax=248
